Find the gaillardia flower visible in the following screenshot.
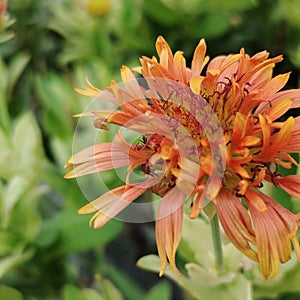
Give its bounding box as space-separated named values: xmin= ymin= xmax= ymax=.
xmin=65 ymin=36 xmax=300 ymax=279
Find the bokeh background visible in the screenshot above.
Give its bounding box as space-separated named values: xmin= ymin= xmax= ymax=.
xmin=0 ymin=0 xmax=300 ymax=299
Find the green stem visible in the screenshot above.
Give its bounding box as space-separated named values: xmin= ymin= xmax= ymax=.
xmin=0 ymin=91 xmax=10 ymax=132
xmin=211 ymin=213 xmax=224 ymax=271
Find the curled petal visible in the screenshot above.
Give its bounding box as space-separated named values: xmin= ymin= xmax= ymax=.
xmin=65 ymin=132 xmax=147 ymax=178
xmin=245 ymin=188 xmax=267 ymax=212
xmin=156 ymin=36 xmax=174 ymax=73
xmin=263 ymin=98 xmax=292 ymax=121
xmin=155 ymin=188 xmax=185 ymax=276
xmin=282 ymin=116 xmax=300 ymax=152
xmin=191 ymin=38 xmax=208 ymax=77
xmin=79 ymin=185 xmax=146 ymax=228
xmin=256 ymin=89 xmax=300 ymax=114
xmin=120 ymin=65 xmax=146 ymax=101
xmin=216 ymin=189 xmax=258 ymax=261
xmin=79 ymin=177 xmax=160 ymax=228
xmin=256 ymin=73 xmax=290 ymax=100
xmin=273 ymin=175 xmax=300 ymax=199
xmin=174 ymin=51 xmax=187 ymax=84
xmin=245 ymin=190 xmax=299 ymax=278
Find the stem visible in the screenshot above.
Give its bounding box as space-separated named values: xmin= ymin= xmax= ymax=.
xmin=0 ymin=91 xmax=10 ymax=132
xmin=211 ymin=213 xmax=224 ymax=271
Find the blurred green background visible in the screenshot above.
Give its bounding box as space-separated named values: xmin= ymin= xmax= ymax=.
xmin=0 ymin=0 xmax=300 ymax=299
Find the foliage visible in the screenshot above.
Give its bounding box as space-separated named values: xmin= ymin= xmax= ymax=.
xmin=0 ymin=0 xmax=299 ymax=299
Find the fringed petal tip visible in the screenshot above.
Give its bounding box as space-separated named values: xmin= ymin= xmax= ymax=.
xmin=64 ymin=168 xmax=76 ymax=178
xmin=158 ymin=261 xmax=181 ymax=277
xmin=64 ymin=172 xmax=73 ymax=179
xmin=78 ymin=202 xmax=97 ymax=215
xmin=78 ymin=206 xmax=108 ymax=229
xmin=64 ymin=160 xmax=72 ymax=169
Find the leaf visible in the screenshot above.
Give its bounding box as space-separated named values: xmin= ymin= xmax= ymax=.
xmin=12 ymin=112 xmax=44 ymax=179
xmin=33 ymin=74 xmax=78 ymax=140
xmin=253 ymin=255 xmax=300 ymax=298
xmin=8 ymin=184 xmax=45 ymax=242
xmin=105 ymin=265 xmax=145 ymax=300
xmin=0 ymin=127 xmax=14 ymax=180
xmin=7 ymin=53 xmax=30 ymax=94
xmin=62 ymin=284 xmax=104 ymax=300
xmin=0 ymin=32 xmax=15 ymax=44
xmin=137 ymin=254 xmax=161 ymax=274
xmin=0 ymin=231 xmax=20 ymax=256
xmin=144 ymin=281 xmax=172 ymax=300
xmin=81 ymin=289 xmax=105 ymax=300
xmin=191 ymin=13 xmax=231 ymax=38
xmin=100 ymin=279 xmax=124 ymax=300
xmin=46 ymin=210 xmax=123 ymax=255
xmin=184 ymin=0 xmax=254 ymax=13
xmin=2 ymin=176 xmax=29 ymax=227
xmin=0 ymin=249 xmax=34 ymax=278
xmin=137 ymin=255 xmax=252 ymax=300
xmin=0 ymin=285 xmax=24 ymax=300
xmin=144 ymin=0 xmax=180 ymax=25
xmin=0 ymin=59 xmax=8 ymax=93
xmin=178 ymin=215 xmax=214 ymax=267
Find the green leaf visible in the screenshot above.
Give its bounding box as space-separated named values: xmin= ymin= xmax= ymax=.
xmin=137 ymin=255 xmax=252 ymax=300
xmin=46 ymin=210 xmax=123 ymax=255
xmin=7 ymin=53 xmax=30 ymax=94
xmin=81 ymin=289 xmax=105 ymax=300
xmin=34 ymin=73 xmax=79 ymax=141
xmin=2 ymin=176 xmax=29 ymax=227
xmin=0 ymin=285 xmax=24 ymax=300
xmin=183 ymin=0 xmax=254 ymax=14
xmin=253 ymin=255 xmax=300 ymax=298
xmin=0 ymin=59 xmax=9 ymax=93
xmin=12 ymin=112 xmax=43 ymax=179
xmin=100 ymin=279 xmax=124 ymax=300
xmin=62 ymin=284 xmax=83 ymax=300
xmin=0 ymin=127 xmax=13 ymax=179
xmin=144 ymin=281 xmax=171 ymax=300
xmin=0 ymin=32 xmax=15 ymax=44
xmin=0 ymin=231 xmax=20 ymax=255
xmin=8 ymin=184 xmax=45 ymax=242
xmin=62 ymin=284 xmax=104 ymax=300
xmin=0 ymin=249 xmax=34 ymax=278
xmin=105 ymin=265 xmax=145 ymax=300
xmin=191 ymin=13 xmax=231 ymax=38
xmin=144 ymin=0 xmax=180 ymax=25
xmin=137 ymin=254 xmax=161 ymax=274
xmin=178 ymin=215 xmax=212 ymax=266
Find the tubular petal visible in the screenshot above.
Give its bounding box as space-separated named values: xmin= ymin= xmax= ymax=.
xmin=216 ymin=189 xmax=258 ymax=261
xmin=155 ymin=188 xmax=185 ymax=276
xmin=174 ymin=51 xmax=187 ymax=83
xmin=191 ymin=38 xmax=207 ymax=77
xmin=256 ymin=73 xmax=290 ymax=100
xmin=264 ymin=98 xmax=292 ymax=121
xmin=246 ymin=190 xmax=298 ymax=278
xmin=245 ymin=189 xmax=267 ymax=212
xmin=273 ymin=175 xmax=300 ymax=199
xmin=271 ymin=117 xmax=294 ymax=150
xmin=67 ymin=35 xmax=300 ymax=279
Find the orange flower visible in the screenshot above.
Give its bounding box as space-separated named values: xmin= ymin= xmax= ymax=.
xmin=65 ymin=36 xmax=300 ymax=278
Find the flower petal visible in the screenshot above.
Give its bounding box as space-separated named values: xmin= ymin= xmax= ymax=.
xmin=273 ymin=175 xmax=300 ymax=199
xmin=78 ymin=184 xmax=147 ymax=228
xmin=245 ymin=190 xmax=297 ymax=278
xmin=281 ymin=116 xmax=300 ymax=152
xmin=155 ymin=187 xmax=185 ymax=276
xmin=65 ymin=132 xmax=147 ymax=178
xmin=216 ymin=189 xmax=258 ymax=261
xmin=191 ymin=38 xmax=208 ymax=77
